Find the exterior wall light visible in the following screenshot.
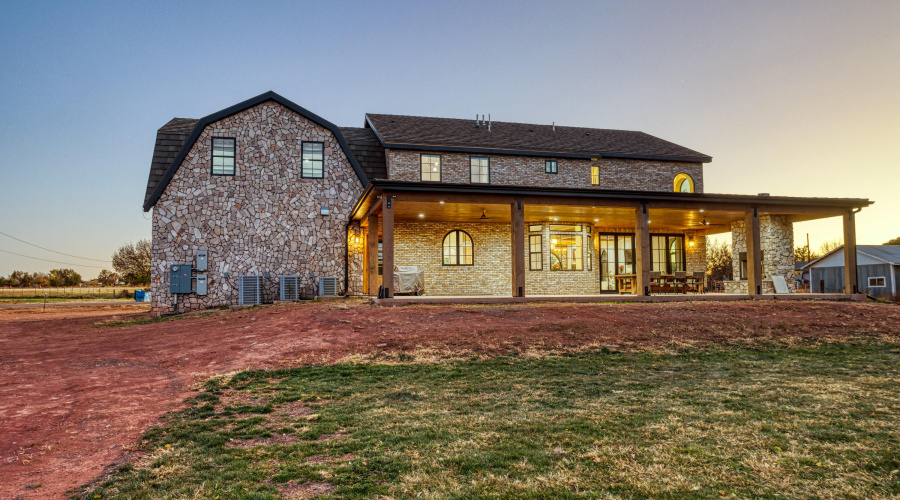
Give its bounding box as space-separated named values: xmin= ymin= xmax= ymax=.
xmin=320 ymin=206 xmax=330 ymax=216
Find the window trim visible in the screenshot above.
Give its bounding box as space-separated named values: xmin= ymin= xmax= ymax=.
xmin=545 ymin=159 xmax=558 ymax=174
xmin=420 ymin=153 xmax=442 ymax=182
xmin=442 ymin=229 xmax=474 ymax=266
xmin=529 ymin=233 xmax=543 ymax=271
xmin=469 ymin=156 xmax=490 ymax=184
xmin=674 ymin=173 xmax=695 ymax=193
xmin=301 ymin=141 xmax=325 ymax=179
xmin=868 ymin=276 xmax=886 ymax=287
xmin=210 ymin=137 xmax=236 ymax=176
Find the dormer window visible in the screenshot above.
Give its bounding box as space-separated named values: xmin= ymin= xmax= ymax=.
xmin=545 ymin=160 xmax=558 ymax=174
xmin=674 ymin=173 xmax=694 ymax=193
xmin=211 ymin=138 xmax=235 ymax=176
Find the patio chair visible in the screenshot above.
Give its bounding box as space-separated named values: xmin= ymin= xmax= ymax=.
xmin=692 ymin=271 xmax=706 ymax=294
xmin=673 ymin=271 xmax=687 ymax=294
xmin=649 ymin=271 xmax=662 ymax=294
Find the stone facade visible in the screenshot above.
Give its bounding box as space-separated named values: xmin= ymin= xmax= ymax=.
xmin=725 ymin=215 xmax=794 ymax=294
xmin=150 ymin=101 xmax=365 ymax=313
xmin=385 ymin=150 xmax=704 ymax=192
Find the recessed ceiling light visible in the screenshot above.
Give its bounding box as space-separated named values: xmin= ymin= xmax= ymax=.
xmin=594 ymin=218 xmax=599 ymax=222
xmin=439 ymin=201 xmax=445 ymax=204
xmin=699 ymin=209 xmax=705 ymax=213
xmin=648 ymin=220 xmax=652 ymax=223
xmin=553 ymin=217 xmax=559 ymax=221
xmin=419 ymin=213 xmax=424 ymax=218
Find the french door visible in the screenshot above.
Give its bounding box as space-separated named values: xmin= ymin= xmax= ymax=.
xmin=598 ymin=233 xmax=634 ymax=292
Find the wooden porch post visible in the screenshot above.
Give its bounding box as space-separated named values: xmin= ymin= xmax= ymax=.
xmin=745 ymin=208 xmax=762 ymax=295
xmin=634 ymin=203 xmax=651 ymax=295
xmin=843 ymin=210 xmax=858 ymax=294
xmin=366 ymin=213 xmax=378 ymax=295
xmin=511 ymin=198 xmax=525 ymax=297
xmin=382 ymin=195 xmax=395 ymax=298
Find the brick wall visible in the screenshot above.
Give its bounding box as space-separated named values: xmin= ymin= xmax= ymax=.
xmin=385 ymin=149 xmax=704 ymax=192
xmin=150 ymin=101 xmax=364 ymax=313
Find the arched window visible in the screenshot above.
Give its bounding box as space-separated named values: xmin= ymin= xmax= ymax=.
xmin=442 ymin=230 xmax=473 ymax=265
xmin=674 ymin=173 xmax=694 ymax=193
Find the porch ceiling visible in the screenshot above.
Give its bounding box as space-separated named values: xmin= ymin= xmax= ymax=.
xmin=383 ymin=200 xmax=746 ymax=233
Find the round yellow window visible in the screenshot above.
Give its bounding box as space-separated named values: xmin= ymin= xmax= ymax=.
xmin=674 ymin=173 xmax=694 ymax=193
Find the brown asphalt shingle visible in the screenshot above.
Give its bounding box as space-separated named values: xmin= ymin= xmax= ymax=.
xmin=143 ymin=118 xmax=199 ymax=206
xmin=365 ymin=114 xmax=711 ymax=161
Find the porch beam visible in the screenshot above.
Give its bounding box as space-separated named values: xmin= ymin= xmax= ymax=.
xmin=647 ymin=201 xmax=752 ymax=212
xmin=393 ymin=193 xmax=515 ymax=205
xmin=382 ymin=194 xmax=395 ymax=298
xmin=745 ymin=208 xmax=762 ymax=295
xmin=634 ymin=203 xmax=651 ymax=296
xmin=525 ymin=197 xmax=640 ymax=209
xmin=843 ymin=210 xmax=858 ymax=294
xmin=366 ymin=213 xmax=378 ymax=295
xmin=364 ymin=195 xmax=383 ymax=220
xmin=511 ymin=198 xmax=526 ymax=297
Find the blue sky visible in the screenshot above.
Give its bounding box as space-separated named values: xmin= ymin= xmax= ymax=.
xmin=1 ymin=0 xmax=898 ymax=277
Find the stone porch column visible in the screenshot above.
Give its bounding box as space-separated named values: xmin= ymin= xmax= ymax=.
xmin=843 ymin=210 xmax=858 ymax=294
xmin=634 ymin=203 xmax=651 ymax=295
xmin=366 ymin=213 xmax=378 ymax=295
xmin=745 ymin=208 xmax=762 ymax=295
xmin=382 ymin=195 xmax=395 ymax=298
xmin=511 ymin=198 xmax=525 ymax=297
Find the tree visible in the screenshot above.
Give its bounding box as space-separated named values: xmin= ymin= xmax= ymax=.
xmin=706 ymin=237 xmax=733 ymax=282
xmin=32 ymin=272 xmax=50 ymax=287
xmin=97 ymin=269 xmax=119 ymax=286
xmin=112 ymin=240 xmax=151 ymax=285
xmin=884 ymin=236 xmax=900 ymax=246
xmin=794 ymin=245 xmax=819 ymax=263
xmin=819 ymin=239 xmax=842 ymax=255
xmin=49 ymin=268 xmax=81 ymax=287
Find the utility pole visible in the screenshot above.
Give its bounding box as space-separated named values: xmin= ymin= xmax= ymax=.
xmin=806 ymin=233 xmax=811 ymax=261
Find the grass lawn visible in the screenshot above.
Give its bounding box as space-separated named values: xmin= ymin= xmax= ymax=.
xmin=80 ymin=342 xmax=900 ymax=499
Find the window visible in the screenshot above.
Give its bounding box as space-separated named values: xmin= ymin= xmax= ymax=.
xmin=301 ymin=142 xmax=324 ymax=178
xmin=442 ymin=230 xmax=473 ymax=265
xmin=674 ymin=173 xmax=694 ymax=193
xmin=528 ymin=224 xmax=543 ymax=232
xmin=869 ymin=277 xmax=886 ymax=287
xmin=421 ymin=154 xmax=441 ymax=182
xmin=651 ymin=236 xmax=685 ymax=274
xmin=545 ymin=160 xmax=558 ymax=174
xmin=550 ymin=224 xmax=581 ymax=232
xmin=591 ymin=165 xmax=600 ymax=185
xmin=378 ymin=240 xmax=383 ymax=275
xmin=211 ymin=138 xmax=235 ymax=175
xmin=470 ymin=156 xmax=490 ymax=184
xmin=529 ymin=232 xmax=543 ymax=271
xmin=550 ymin=234 xmax=583 ymax=271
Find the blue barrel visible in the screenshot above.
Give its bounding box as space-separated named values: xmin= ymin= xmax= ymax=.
xmin=134 ymin=290 xmax=145 ymax=301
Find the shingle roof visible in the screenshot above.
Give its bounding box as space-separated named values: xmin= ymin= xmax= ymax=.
xmin=338 ymin=127 xmax=387 ymax=180
xmin=144 ymin=118 xmax=199 ymax=206
xmin=859 ymin=245 xmax=900 ymax=265
xmin=365 ymin=114 xmax=711 ymax=162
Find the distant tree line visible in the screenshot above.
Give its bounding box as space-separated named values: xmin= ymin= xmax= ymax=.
xmin=1 ymin=239 xmax=152 ymax=287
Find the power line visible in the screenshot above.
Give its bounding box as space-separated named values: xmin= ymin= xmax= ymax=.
xmin=0 ymin=230 xmax=111 ymax=262
xmin=0 ymin=249 xmax=110 ymax=269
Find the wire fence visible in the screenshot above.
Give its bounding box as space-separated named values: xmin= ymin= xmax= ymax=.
xmin=0 ymin=287 xmax=145 ymax=299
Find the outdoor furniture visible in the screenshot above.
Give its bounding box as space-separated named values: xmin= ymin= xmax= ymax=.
xmin=649 ymin=271 xmax=662 ymax=294
xmin=673 ymin=271 xmax=687 ymax=294
xmin=685 ymin=271 xmax=705 ymax=294
xmin=615 ymin=274 xmax=636 ymax=294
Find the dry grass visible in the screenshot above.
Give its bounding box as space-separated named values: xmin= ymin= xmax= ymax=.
xmin=78 ymin=341 xmax=900 ymax=499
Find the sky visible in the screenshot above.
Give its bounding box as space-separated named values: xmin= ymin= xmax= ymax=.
xmin=1 ymin=0 xmax=898 ymax=278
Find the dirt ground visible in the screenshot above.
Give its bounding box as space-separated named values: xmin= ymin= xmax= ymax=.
xmin=1 ymin=299 xmax=899 ymax=499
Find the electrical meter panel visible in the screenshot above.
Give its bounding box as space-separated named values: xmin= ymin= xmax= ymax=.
xmin=196 ymin=250 xmax=208 ymax=272
xmin=169 ymin=264 xmax=193 ymax=294
xmin=196 ymin=274 xmax=208 ymax=295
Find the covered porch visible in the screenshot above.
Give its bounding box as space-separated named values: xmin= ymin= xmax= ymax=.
xmin=348 ymin=181 xmax=871 ymax=301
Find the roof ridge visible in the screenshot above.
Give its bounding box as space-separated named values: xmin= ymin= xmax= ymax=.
xmin=365 ymin=113 xmax=645 ymax=134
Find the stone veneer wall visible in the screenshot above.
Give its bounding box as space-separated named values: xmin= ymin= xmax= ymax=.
xmin=150 ymin=101 xmax=364 ymax=313
xmin=389 ymin=221 xmax=708 ymax=296
xmin=725 ymin=215 xmax=794 ymax=294
xmin=385 ymin=150 xmax=704 ymax=192
xmin=347 ymin=221 xmax=365 ymax=295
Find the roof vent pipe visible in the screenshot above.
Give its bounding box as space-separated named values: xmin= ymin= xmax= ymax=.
xmin=475 ymin=113 xmax=479 ymax=127
xmin=552 ymin=122 xmax=555 ymax=132
xmin=488 ymin=114 xmax=491 ymax=132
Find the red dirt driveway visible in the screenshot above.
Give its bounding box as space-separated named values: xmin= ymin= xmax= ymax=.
xmin=1 ymin=299 xmax=899 ymax=498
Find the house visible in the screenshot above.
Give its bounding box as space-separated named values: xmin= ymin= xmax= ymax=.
xmin=143 ymin=91 xmax=872 ymax=312
xmin=802 ymin=246 xmax=899 ymax=298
